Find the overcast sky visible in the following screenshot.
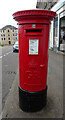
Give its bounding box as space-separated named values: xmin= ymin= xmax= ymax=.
xmin=0 ymin=0 xmax=37 ymax=29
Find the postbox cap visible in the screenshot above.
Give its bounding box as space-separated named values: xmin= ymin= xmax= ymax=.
xmin=13 ymin=9 xmax=56 ymax=24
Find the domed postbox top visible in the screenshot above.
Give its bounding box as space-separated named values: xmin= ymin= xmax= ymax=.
xmin=13 ymin=9 xmax=56 ymax=24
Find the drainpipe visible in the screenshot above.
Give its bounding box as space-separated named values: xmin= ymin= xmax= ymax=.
xmin=58 ymin=13 xmax=60 ymax=51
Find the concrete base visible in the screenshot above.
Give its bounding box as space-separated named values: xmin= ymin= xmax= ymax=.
xmin=19 ymin=86 xmax=47 ymax=112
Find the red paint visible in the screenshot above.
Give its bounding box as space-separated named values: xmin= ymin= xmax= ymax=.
xmin=13 ymin=10 xmax=56 ymax=92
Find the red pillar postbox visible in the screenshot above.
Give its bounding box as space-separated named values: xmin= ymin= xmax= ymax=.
xmin=13 ymin=10 xmax=56 ymax=112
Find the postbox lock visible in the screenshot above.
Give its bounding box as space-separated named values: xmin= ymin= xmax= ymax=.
xmin=40 ymin=64 xmax=45 ymax=68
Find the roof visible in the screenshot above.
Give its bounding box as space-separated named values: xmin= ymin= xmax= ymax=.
xmin=1 ymin=25 xmax=17 ymax=30
xmin=51 ymin=0 xmax=65 ymax=12
xmin=36 ymin=0 xmax=58 ymax=10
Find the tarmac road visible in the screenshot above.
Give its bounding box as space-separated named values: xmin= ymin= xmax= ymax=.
xmin=0 ymin=47 xmax=2 ymax=119
xmin=2 ymin=46 xmax=19 ymax=109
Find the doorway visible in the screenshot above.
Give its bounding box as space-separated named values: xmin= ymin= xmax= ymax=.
xmin=9 ymin=41 xmax=11 ymax=44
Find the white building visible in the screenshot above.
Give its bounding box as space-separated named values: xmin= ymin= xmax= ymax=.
xmin=0 ymin=25 xmax=18 ymax=45
xmin=50 ymin=0 xmax=65 ymax=51
xmin=36 ymin=0 xmax=65 ymax=52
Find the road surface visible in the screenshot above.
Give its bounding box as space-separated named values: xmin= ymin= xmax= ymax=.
xmin=2 ymin=46 xmax=19 ymax=109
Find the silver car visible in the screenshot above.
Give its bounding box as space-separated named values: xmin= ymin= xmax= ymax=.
xmin=13 ymin=41 xmax=19 ymax=52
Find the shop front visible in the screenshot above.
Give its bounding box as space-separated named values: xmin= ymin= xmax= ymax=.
xmin=50 ymin=0 xmax=65 ymax=52
xmin=60 ymin=13 xmax=65 ymax=52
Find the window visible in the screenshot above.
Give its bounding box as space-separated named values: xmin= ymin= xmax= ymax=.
xmin=53 ymin=16 xmax=58 ymax=49
xmin=53 ymin=16 xmax=58 ymax=37
xmin=13 ymin=30 xmax=14 ymax=32
xmin=4 ymin=38 xmax=5 ymax=40
xmin=2 ymin=38 xmax=3 ymax=40
xmin=13 ymin=34 xmax=14 ymax=36
xmin=8 ymin=34 xmax=10 ymax=36
xmin=8 ymin=38 xmax=10 ymax=40
xmin=3 ymin=34 xmax=5 ymax=36
xmin=8 ymin=30 xmax=9 ymax=32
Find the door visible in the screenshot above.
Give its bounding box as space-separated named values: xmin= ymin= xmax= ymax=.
xmin=19 ymin=24 xmax=49 ymax=92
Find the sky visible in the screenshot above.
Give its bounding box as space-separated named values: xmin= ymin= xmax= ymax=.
xmin=0 ymin=0 xmax=37 ymax=29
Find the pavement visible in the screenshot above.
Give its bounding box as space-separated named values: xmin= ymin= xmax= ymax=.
xmin=2 ymin=51 xmax=64 ymax=119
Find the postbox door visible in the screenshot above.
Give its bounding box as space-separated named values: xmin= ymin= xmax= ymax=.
xmin=19 ymin=24 xmax=49 ymax=92
xmin=25 ymin=36 xmax=48 ymax=91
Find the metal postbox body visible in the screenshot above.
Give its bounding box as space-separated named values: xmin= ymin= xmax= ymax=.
xmin=13 ymin=10 xmax=56 ymax=112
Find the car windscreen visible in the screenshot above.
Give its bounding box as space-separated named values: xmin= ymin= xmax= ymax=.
xmin=15 ymin=41 xmax=18 ymax=45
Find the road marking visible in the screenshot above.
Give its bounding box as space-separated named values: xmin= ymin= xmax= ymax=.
xmin=0 ymin=51 xmax=13 ymax=59
xmin=0 ymin=56 xmax=2 ymax=59
xmin=6 ymin=53 xmax=9 ymax=55
xmin=3 ymin=55 xmax=6 ymax=57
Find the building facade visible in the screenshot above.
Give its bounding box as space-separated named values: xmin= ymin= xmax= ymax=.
xmin=36 ymin=0 xmax=65 ymax=52
xmin=50 ymin=0 xmax=65 ymax=51
xmin=0 ymin=25 xmax=18 ymax=45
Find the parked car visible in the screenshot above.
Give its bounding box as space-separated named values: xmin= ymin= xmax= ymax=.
xmin=13 ymin=41 xmax=19 ymax=52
